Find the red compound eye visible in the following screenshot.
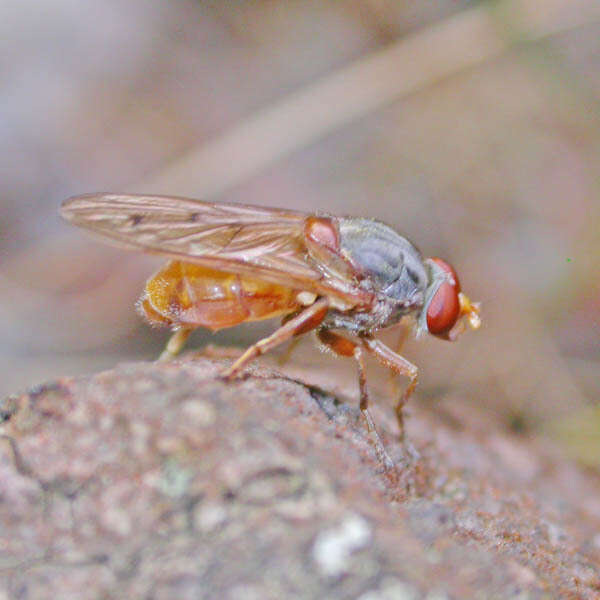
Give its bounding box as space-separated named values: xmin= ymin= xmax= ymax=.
xmin=426 ymin=258 xmax=461 ymax=338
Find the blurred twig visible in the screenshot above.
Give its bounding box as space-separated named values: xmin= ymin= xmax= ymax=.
xmin=135 ymin=0 xmax=600 ymax=198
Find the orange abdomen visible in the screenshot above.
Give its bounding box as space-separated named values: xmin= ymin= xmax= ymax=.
xmin=138 ymin=260 xmax=301 ymax=331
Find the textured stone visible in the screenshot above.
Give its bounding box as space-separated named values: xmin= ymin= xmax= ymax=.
xmin=1 ymin=357 xmax=599 ymax=599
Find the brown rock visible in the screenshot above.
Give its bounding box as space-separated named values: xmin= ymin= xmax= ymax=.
xmin=1 ymin=357 xmax=599 ymax=599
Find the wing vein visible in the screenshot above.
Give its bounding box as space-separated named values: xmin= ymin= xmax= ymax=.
xmin=61 ymin=193 xmax=370 ymax=307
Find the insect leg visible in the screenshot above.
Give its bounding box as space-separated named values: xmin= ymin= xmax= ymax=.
xmin=159 ymin=327 xmax=193 ymax=361
xmin=220 ymin=297 xmax=329 ymax=379
xmin=276 ymin=310 xmax=306 ymax=366
xmin=276 ymin=336 xmax=302 ymax=367
xmin=387 ymin=322 xmax=410 ymax=398
xmin=359 ymin=337 xmax=418 ymax=441
xmin=317 ymin=329 xmax=394 ymax=470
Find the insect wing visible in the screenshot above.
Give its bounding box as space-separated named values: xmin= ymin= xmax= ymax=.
xmin=61 ymin=194 xmax=367 ymax=306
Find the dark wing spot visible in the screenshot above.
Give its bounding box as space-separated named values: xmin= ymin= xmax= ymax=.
xmin=130 ymin=214 xmax=144 ymax=226
xmin=189 ymin=212 xmax=201 ymax=222
xmin=222 ymin=225 xmax=243 ymax=250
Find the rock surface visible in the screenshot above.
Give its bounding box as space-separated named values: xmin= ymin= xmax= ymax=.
xmin=1 ymin=356 xmax=599 ymax=599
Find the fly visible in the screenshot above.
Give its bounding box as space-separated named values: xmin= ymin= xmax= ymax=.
xmin=61 ymin=194 xmax=481 ymax=465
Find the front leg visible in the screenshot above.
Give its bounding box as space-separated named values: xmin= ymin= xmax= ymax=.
xmin=360 ymin=336 xmax=418 ymax=441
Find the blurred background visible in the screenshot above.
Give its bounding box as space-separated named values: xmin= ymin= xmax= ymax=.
xmin=1 ymin=0 xmax=599 ymax=461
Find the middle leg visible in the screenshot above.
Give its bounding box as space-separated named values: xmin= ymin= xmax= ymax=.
xmin=317 ymin=329 xmax=394 ymax=469
xmin=360 ymin=336 xmax=418 ymax=441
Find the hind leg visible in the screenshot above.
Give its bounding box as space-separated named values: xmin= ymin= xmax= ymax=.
xmin=158 ymin=328 xmax=193 ymax=362
xmin=221 ymin=298 xmax=329 ymax=379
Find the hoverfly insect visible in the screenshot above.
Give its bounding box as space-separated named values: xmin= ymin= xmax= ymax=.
xmin=61 ymin=194 xmax=481 ymax=464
